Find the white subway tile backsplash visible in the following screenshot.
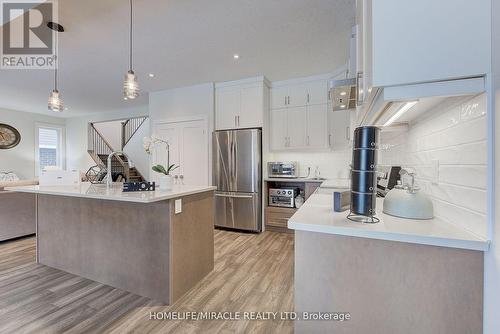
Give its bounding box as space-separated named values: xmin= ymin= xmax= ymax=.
xmin=439 ymin=165 xmax=488 ymax=189
xmin=380 ymin=93 xmax=488 ymax=238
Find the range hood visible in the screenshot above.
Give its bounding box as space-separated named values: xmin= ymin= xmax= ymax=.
xmin=328 ymin=77 xmax=357 ymax=111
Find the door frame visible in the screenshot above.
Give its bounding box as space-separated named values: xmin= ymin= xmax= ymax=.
xmin=152 ymin=115 xmax=210 ymax=185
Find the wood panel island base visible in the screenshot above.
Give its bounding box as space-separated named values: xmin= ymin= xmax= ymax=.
xmin=7 ymin=183 xmax=216 ymax=305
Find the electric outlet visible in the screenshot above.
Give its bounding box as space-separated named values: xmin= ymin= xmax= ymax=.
xmin=175 ymin=199 xmax=182 ymax=214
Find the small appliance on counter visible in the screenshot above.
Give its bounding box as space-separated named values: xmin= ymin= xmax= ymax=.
xmin=268 ymin=162 xmax=299 ymax=178
xmin=269 ymin=187 xmax=299 ymax=208
xmin=383 ymin=169 xmax=434 ymax=220
xmin=348 ymin=126 xmax=381 ymax=223
xmin=377 ymin=166 xmax=402 ymax=197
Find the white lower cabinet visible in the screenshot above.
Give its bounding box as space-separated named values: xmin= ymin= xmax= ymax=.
xmin=270 ymin=104 xmax=330 ymax=151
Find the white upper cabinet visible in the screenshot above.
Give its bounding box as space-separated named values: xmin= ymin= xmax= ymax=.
xmin=287 ymin=106 xmax=307 ymax=148
xmin=307 ymin=80 xmax=329 ymax=106
xmin=216 ymin=87 xmax=240 ymax=130
xmin=271 ymin=86 xmax=289 ymax=109
xmin=270 ymin=109 xmax=288 ymax=150
xmin=215 ymin=77 xmax=269 ymax=130
xmin=271 ymin=79 xmax=328 ymax=109
xmin=371 ymin=0 xmax=491 ymax=87
xmin=270 ymin=77 xmax=332 ymax=151
xmin=329 ymin=109 xmax=351 ymax=149
xmin=306 ymin=104 xmax=328 ymax=147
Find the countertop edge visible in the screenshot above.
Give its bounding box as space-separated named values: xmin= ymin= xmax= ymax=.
xmin=5 ymin=186 xmax=217 ymax=203
xmin=288 ymin=221 xmax=490 ymax=252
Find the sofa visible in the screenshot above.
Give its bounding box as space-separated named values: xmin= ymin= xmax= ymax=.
xmin=0 ymin=179 xmax=38 ymax=242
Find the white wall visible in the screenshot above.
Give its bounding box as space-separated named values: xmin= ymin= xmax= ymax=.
xmin=149 ymin=83 xmax=214 ymax=182
xmin=123 ymin=118 xmax=150 ymax=180
xmin=379 ymin=94 xmax=488 ymax=238
xmin=0 ymin=108 xmax=65 ymax=179
xmin=484 ymin=0 xmax=500 ymax=332
xmin=93 ymin=120 xmax=123 ymax=151
xmin=65 ymin=106 xmax=149 ymax=175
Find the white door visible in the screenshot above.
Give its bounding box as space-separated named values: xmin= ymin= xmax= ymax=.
xmin=154 ymin=118 xmax=209 ymax=186
xmin=153 ymin=124 xmax=180 ymax=183
xmin=239 ymin=85 xmax=263 ymax=128
xmin=287 ymin=106 xmax=307 ymax=148
xmin=271 ymin=86 xmax=289 ymax=109
xmin=180 ymin=121 xmax=208 ymax=186
xmin=216 ymin=87 xmax=239 ymax=130
xmin=270 ymin=109 xmax=288 ymax=150
xmin=307 ymin=80 xmax=328 ymax=105
xmin=306 ymin=104 xmax=328 ymax=148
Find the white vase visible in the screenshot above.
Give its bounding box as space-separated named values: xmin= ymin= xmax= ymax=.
xmin=159 ymin=175 xmax=173 ymax=191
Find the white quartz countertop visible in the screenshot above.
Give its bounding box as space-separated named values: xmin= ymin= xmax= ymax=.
xmin=288 ymin=188 xmax=490 ymax=252
xmin=5 ymin=183 xmax=216 ymax=203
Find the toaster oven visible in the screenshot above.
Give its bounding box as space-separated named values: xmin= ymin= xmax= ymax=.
xmin=268 ymin=162 xmax=299 ymax=178
xmin=269 ymin=188 xmax=297 ymax=208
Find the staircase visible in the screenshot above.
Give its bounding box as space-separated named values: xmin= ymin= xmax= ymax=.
xmin=121 ymin=116 xmax=148 ymax=149
xmin=87 ymin=121 xmax=146 ymax=183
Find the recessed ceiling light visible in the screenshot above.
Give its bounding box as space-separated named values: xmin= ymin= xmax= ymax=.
xmin=233 ymin=54 xmax=240 ymax=59
xmin=340 ymin=91 xmax=347 ymax=96
xmin=123 ymin=97 xmax=128 ymax=100
xmin=340 ymin=104 xmax=346 ymax=109
xmin=148 ymin=73 xmax=155 ymax=78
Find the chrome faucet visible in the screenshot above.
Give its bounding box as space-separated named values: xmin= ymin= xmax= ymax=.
xmin=106 ymin=151 xmax=131 ymax=188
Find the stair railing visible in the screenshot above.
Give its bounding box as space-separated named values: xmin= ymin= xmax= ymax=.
xmin=121 ymin=116 xmax=148 ymax=149
xmin=87 ymin=123 xmax=130 ymax=181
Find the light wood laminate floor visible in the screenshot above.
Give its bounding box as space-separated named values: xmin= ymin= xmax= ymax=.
xmin=0 ymin=230 xmax=294 ymax=334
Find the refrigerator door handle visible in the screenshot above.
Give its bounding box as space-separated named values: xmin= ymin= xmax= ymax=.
xmin=215 ymin=193 xmax=254 ymax=199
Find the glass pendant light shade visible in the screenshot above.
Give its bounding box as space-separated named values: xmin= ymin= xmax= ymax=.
xmin=123 ymin=70 xmax=139 ymax=99
xmin=48 ymin=89 xmax=64 ymax=112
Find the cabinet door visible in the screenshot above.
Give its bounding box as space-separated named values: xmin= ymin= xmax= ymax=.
xmin=271 ymin=86 xmax=288 ymax=109
xmin=216 ymin=87 xmax=239 ymax=130
xmin=239 ymin=85 xmax=263 ymax=128
xmin=287 ymin=83 xmax=308 ymax=107
xmin=270 ymin=109 xmax=288 ymax=150
xmin=287 ymin=106 xmax=307 ymax=148
xmin=306 ymin=104 xmax=328 ymax=148
xmin=329 ymin=110 xmax=351 ymax=149
xmin=307 ymin=80 xmax=328 ymax=105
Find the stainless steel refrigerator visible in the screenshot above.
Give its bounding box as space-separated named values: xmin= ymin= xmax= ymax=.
xmin=213 ymin=129 xmax=262 ymax=232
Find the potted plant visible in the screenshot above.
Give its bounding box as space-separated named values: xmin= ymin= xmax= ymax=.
xmin=143 ymin=135 xmax=179 ymax=191
xmin=151 ymin=164 xmax=178 ymax=190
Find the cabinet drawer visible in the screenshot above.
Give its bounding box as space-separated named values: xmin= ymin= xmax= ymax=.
xmin=266 ymin=214 xmax=290 ymax=228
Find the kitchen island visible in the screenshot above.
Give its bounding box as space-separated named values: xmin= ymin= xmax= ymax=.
xmin=6 ymin=183 xmax=216 ymax=305
xmin=289 ymin=187 xmax=489 ymax=334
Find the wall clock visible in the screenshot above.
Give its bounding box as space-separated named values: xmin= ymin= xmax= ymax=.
xmin=0 ymin=123 xmax=21 ymax=149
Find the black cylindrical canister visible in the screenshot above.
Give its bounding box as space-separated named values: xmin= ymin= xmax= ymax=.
xmin=350 ymin=126 xmax=380 ymax=220
xmin=353 ymin=126 xmax=380 ymax=149
xmin=351 ymin=170 xmax=378 ymax=193
xmin=352 ymin=148 xmax=378 ymax=171
xmin=350 ymin=191 xmax=377 ymax=216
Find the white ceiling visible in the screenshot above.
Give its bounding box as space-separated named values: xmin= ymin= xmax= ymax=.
xmin=0 ymin=0 xmax=355 ymax=117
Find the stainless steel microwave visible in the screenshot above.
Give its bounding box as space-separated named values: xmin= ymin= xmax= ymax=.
xmin=267 ymin=162 xmax=299 ymax=178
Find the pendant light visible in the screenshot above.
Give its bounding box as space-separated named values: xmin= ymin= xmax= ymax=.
xmin=47 ymin=22 xmax=65 ymax=112
xmin=123 ymin=0 xmax=139 ymax=100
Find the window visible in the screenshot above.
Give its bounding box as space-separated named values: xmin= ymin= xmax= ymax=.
xmin=35 ymin=124 xmax=65 ymax=174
